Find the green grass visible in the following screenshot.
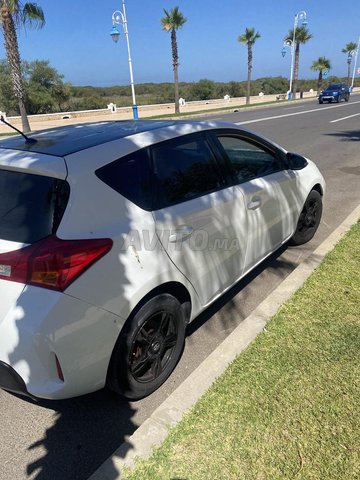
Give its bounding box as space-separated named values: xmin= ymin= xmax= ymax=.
xmin=0 ymin=132 xmax=18 ymax=137
xmin=125 ymin=221 xmax=360 ymax=480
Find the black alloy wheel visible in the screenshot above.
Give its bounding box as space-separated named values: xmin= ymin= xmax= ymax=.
xmin=130 ymin=310 xmax=179 ymax=383
xmin=289 ymin=190 xmax=323 ymax=246
xmin=107 ymin=294 xmax=186 ymax=400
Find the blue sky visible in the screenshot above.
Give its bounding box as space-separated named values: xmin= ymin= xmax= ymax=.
xmin=2 ymin=0 xmax=359 ymax=87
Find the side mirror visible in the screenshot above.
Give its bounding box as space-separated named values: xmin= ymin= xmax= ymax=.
xmin=287 ymin=152 xmax=308 ymax=170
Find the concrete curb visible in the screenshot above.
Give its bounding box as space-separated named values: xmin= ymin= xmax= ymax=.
xmin=90 ymin=204 xmax=360 ymax=480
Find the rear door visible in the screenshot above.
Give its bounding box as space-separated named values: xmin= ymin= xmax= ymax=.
xmin=151 ymin=132 xmax=248 ymax=306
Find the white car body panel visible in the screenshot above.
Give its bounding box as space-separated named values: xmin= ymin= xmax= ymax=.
xmin=153 ymin=186 xmax=248 ymax=306
xmin=0 ymin=284 xmax=123 ymax=399
xmin=0 ymin=149 xmax=66 ymax=179
xmin=239 ymin=170 xmax=301 ymax=270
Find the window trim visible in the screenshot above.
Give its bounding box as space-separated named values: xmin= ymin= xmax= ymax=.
xmin=149 ymin=131 xmax=228 ymax=211
xmin=208 ymin=129 xmax=287 ymax=186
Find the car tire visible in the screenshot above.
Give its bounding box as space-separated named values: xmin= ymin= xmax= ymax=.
xmin=319 ymin=99 xmax=323 ymax=104
xmin=107 ymin=294 xmax=186 ymax=400
xmin=345 ymin=96 xmax=349 ymax=102
xmin=336 ymin=96 xmax=340 ymax=103
xmin=289 ymin=190 xmax=323 ymax=246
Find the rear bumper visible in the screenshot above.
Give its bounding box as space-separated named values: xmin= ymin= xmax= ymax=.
xmin=0 ymin=360 xmax=32 ymax=398
xmin=0 ymin=284 xmax=124 ymax=400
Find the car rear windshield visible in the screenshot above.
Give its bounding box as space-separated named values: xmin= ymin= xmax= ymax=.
xmin=0 ymin=169 xmax=69 ymax=244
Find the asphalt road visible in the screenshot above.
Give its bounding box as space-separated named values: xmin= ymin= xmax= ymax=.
xmin=1 ymin=95 xmax=359 ymax=480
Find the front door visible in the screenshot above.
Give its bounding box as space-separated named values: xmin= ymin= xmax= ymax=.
xmin=212 ymin=132 xmax=299 ymax=271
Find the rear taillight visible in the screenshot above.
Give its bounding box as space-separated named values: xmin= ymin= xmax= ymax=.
xmin=0 ymin=235 xmax=113 ymax=291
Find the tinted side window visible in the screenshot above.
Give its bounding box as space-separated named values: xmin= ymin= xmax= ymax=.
xmin=96 ymin=148 xmax=152 ymax=210
xmin=0 ymin=170 xmax=69 ymax=244
xmin=152 ymin=134 xmax=223 ymax=209
xmin=216 ymin=135 xmax=281 ymax=184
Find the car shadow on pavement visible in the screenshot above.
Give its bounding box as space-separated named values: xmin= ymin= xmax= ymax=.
xmin=10 ymin=389 xmax=135 ymax=480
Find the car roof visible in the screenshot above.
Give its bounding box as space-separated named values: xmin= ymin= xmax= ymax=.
xmin=0 ymin=119 xmax=285 ymax=178
xmin=0 ymin=120 xmax=193 ymax=157
xmin=0 ymin=119 xmax=259 ymax=158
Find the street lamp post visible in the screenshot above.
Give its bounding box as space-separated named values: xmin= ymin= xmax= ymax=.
xmin=283 ymin=11 xmax=307 ymax=100
xmin=347 ymin=50 xmax=355 ymax=87
xmin=351 ymin=36 xmax=360 ymax=89
xmin=282 ymin=39 xmax=293 ymax=98
xmin=110 ymin=0 xmax=138 ymax=120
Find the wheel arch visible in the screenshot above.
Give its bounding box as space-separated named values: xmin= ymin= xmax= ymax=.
xmin=106 ymin=282 xmax=192 ymax=397
xmin=312 ymin=183 xmax=324 ymax=196
xmin=128 ymin=281 xmax=192 ymax=324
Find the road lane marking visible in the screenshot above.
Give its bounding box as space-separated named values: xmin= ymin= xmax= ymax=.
xmin=235 ymin=100 xmax=360 ymax=125
xmin=283 ymin=106 xmax=305 ymax=110
xmin=330 ymin=113 xmax=360 ymax=123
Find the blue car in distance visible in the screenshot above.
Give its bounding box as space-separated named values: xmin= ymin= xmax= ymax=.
xmin=319 ymin=83 xmax=350 ymax=104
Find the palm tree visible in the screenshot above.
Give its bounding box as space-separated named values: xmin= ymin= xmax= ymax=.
xmin=285 ymin=26 xmax=312 ymax=99
xmin=0 ymin=1 xmax=45 ymax=132
xmin=342 ymin=42 xmax=358 ymax=86
xmin=237 ymin=27 xmax=260 ymax=105
xmin=310 ymin=57 xmax=331 ymax=94
xmin=161 ymin=6 xmax=187 ymax=114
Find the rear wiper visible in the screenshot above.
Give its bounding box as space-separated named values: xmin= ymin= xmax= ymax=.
xmin=0 ymin=115 xmax=37 ymax=144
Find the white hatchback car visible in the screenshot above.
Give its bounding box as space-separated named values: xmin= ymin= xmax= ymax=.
xmin=0 ymin=120 xmax=325 ymax=401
